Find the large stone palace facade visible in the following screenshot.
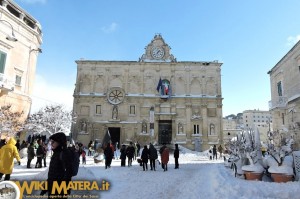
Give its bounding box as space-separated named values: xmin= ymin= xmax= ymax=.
xmin=72 ymin=34 xmax=223 ymax=151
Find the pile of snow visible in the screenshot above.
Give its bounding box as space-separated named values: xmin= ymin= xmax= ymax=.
xmin=11 ymin=146 xmax=299 ymax=199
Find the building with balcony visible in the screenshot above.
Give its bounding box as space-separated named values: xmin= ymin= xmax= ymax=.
xmin=268 ymin=40 xmax=300 ymax=149
xmin=242 ymin=109 xmax=272 ymax=143
xmin=72 ymin=34 xmax=223 ymax=151
xmin=0 ymin=0 xmax=42 ymax=118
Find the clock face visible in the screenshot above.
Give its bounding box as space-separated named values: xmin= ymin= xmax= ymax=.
xmin=151 ymin=47 xmax=165 ymax=59
xmin=107 ymin=88 xmax=124 ymax=105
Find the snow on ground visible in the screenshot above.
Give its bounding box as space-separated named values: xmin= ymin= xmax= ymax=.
xmin=10 ymin=148 xmax=300 ymax=199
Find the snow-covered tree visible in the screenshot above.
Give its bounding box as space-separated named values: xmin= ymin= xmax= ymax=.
xmin=0 ymin=105 xmax=24 ymax=137
xmin=26 ymin=105 xmax=74 ymax=135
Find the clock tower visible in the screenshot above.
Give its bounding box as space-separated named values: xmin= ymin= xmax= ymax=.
xmin=139 ymin=34 xmax=176 ymax=62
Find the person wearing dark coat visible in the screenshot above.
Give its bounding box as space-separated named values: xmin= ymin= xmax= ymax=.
xmin=120 ymin=144 xmax=127 ymax=167
xmin=40 ymin=132 xmax=73 ymax=199
xmin=174 ymin=144 xmax=180 ymax=169
xmin=148 ymin=143 xmax=158 ymax=171
xmin=213 ymin=145 xmax=217 ymax=160
xmin=20 ymin=140 xmax=27 ymax=150
xmin=27 ymin=142 xmax=35 ymax=168
xmin=35 ymin=139 xmax=44 ymax=168
xmin=126 ymin=142 xmax=135 ymax=167
xmin=87 ymin=141 xmax=93 ymax=156
xmin=104 ymin=143 xmax=113 ymax=169
xmin=141 ymin=145 xmax=149 ymax=171
xmin=15 ymin=139 xmax=20 ymax=151
xmin=0 ymin=139 xmax=6 ymax=149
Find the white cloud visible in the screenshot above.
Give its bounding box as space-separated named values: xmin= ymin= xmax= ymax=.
xmin=286 ymin=35 xmax=300 ymax=46
xmin=30 ymin=74 xmax=73 ymax=113
xmin=101 ymin=22 xmax=118 ymax=33
xmin=18 ymin=0 xmax=47 ymax=4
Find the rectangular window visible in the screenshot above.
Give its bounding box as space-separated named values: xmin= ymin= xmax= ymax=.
xmin=129 ymin=105 xmax=135 ymax=115
xmin=0 ymin=51 xmax=7 ymax=73
xmin=277 ymin=81 xmax=283 ymax=96
xmin=282 ymin=113 xmax=285 ymax=125
xmin=15 ymin=75 xmax=21 ymax=86
xmin=193 ymin=124 xmax=199 ymax=134
xmin=96 ymin=105 xmax=101 ymax=114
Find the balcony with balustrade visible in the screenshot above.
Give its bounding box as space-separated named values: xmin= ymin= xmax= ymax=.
xmin=268 ymin=96 xmax=287 ymax=110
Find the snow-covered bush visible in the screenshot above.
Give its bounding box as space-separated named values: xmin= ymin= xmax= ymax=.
xmin=25 ymin=105 xmax=74 ymax=135
xmin=263 ymin=130 xmax=294 ymax=175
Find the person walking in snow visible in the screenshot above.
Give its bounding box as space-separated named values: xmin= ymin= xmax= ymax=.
xmin=40 ymin=132 xmax=73 ymax=198
xmin=218 ymin=145 xmax=223 ymax=159
xmin=42 ymin=141 xmax=48 ymax=167
xmin=35 ymin=139 xmax=44 ymax=168
xmin=174 ymin=144 xmax=179 ymax=169
xmin=88 ymin=141 xmax=93 ymax=156
xmin=27 ymin=142 xmax=35 ymax=168
xmin=133 ymin=143 xmax=138 ymax=160
xmin=0 ymin=137 xmax=21 ymax=180
xmin=126 ymin=142 xmax=135 ymax=167
xmin=159 ymin=144 xmax=167 ymax=169
xmin=82 ymin=150 xmax=86 ymax=164
xmin=213 ymin=145 xmax=217 ymax=160
xmin=120 ymin=144 xmax=127 ymax=167
xmin=141 ymin=145 xmax=149 ymax=171
xmin=104 ymin=143 xmax=113 ymax=169
xmin=161 ymin=145 xmax=169 ymax=172
xmin=208 ymin=147 xmax=213 ymax=160
xmin=148 ymin=143 xmax=158 ymax=171
xmin=136 ymin=141 xmax=141 ymax=156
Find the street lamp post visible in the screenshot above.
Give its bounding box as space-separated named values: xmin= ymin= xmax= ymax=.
xmin=0 ymin=19 xmax=18 ymax=42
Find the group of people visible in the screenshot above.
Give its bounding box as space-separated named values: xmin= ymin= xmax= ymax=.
xmin=208 ymin=144 xmax=223 ymax=160
xmin=116 ymin=142 xmax=180 ymax=172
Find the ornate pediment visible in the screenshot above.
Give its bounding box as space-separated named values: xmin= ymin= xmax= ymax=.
xmin=139 ymin=34 xmax=176 ymax=62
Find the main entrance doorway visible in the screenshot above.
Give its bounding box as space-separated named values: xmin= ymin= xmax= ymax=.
xmin=108 ymin=127 xmax=120 ymax=148
xmin=158 ymin=120 xmax=172 ymax=144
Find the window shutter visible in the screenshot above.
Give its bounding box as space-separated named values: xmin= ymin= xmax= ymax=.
xmin=0 ymin=51 xmax=7 ymax=73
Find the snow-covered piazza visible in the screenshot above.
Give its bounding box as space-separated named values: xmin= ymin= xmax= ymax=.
xmin=10 ymin=147 xmax=299 ymax=199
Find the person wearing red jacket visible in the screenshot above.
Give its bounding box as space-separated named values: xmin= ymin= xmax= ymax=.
xmin=161 ymin=144 xmax=169 ymax=172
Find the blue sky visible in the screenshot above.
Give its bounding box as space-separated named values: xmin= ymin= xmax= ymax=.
xmin=15 ymin=0 xmax=300 ymax=116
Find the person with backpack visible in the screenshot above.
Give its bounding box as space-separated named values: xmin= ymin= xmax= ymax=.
xmin=40 ymin=132 xmax=73 ymax=198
